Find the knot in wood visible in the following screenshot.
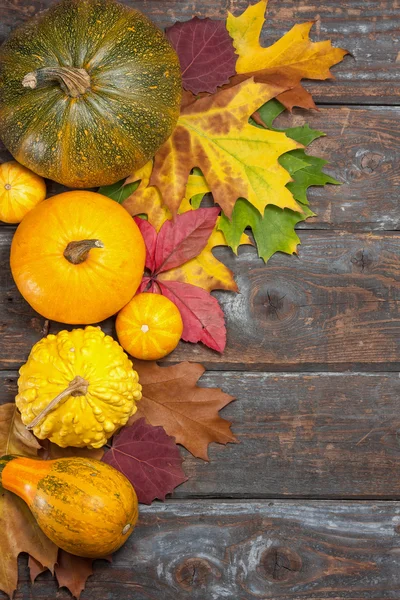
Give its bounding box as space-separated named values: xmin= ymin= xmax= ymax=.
xmin=175 ymin=557 xmax=216 ymax=590
xmin=259 ymin=546 xmax=302 ymax=582
xmin=360 ymin=152 xmax=383 ymax=173
xmin=351 ymin=249 xmax=372 ymax=272
xmin=261 ymin=290 xmax=293 ymax=323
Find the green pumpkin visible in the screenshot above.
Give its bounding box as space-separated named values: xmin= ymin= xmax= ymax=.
xmin=0 ymin=0 xmax=182 ymax=188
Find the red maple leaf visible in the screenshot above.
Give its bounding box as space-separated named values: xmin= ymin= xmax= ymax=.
xmin=102 ymin=419 xmax=187 ymax=504
xmin=135 ymin=208 xmax=226 ymax=353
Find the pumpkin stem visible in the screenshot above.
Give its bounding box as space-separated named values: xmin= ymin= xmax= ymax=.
xmin=26 ymin=376 xmax=89 ymax=431
xmin=22 ymin=67 xmax=91 ymax=98
xmin=64 ymin=239 xmax=104 ymax=265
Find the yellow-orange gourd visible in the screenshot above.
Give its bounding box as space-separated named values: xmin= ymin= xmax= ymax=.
xmin=10 ymin=190 xmax=145 ymax=324
xmin=0 ymin=161 xmax=46 ymax=223
xmin=16 ymin=327 xmax=142 ymax=448
xmin=0 ymin=455 xmax=138 ymax=558
xmin=116 ymin=293 xmax=183 ymax=360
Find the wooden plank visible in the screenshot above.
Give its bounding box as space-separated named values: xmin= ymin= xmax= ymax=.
xmin=167 ymin=232 xmax=400 ymax=371
xmin=277 ymin=107 xmax=400 ymax=232
xmin=1 ymin=0 xmax=399 ymax=105
xmin=0 ymin=230 xmax=398 ymax=371
xmin=2 ymin=371 xmax=400 ymax=499
xmin=1 ymin=106 xmax=399 ymax=231
xmin=2 ymin=500 xmax=400 ymax=599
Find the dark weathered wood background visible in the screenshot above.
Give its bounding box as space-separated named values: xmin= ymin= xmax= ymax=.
xmin=1 ymin=0 xmax=399 ymax=598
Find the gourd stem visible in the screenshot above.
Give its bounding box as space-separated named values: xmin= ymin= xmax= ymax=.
xmin=64 ymin=239 xmax=104 ymax=265
xmin=22 ymin=67 xmax=91 ymax=98
xmin=26 ymin=376 xmax=89 ymax=430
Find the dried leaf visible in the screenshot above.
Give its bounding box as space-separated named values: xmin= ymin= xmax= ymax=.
xmin=103 ymin=419 xmax=187 ymax=504
xmin=166 ymin=17 xmax=237 ymax=94
xmin=29 ymin=551 xmax=100 ymax=600
xmin=150 ymin=78 xmax=301 ymax=218
xmin=276 ymin=84 xmax=317 ymax=111
xmin=54 ymin=551 xmax=111 ymax=599
xmin=39 ymin=439 xmax=104 ymax=462
xmin=0 ymin=404 xmax=58 ymax=598
xmin=226 ymin=0 xmax=348 ymax=103
xmin=28 ymin=556 xmax=47 ymax=583
xmin=130 ymin=362 xmax=236 ymax=461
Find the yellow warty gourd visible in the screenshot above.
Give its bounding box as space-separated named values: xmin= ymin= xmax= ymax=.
xmin=16 ymin=327 xmax=142 ymax=448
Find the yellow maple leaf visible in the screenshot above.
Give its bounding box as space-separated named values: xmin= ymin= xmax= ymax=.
xmin=123 ymin=168 xmax=251 ymax=293
xmin=150 ymin=78 xmax=301 ymax=218
xmin=124 ymin=160 xmax=171 ymax=230
xmin=227 ymin=0 xmax=348 ymax=80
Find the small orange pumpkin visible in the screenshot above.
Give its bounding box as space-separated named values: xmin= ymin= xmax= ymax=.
xmin=116 ymin=293 xmax=183 ymax=360
xmin=11 ymin=191 xmax=145 ymax=324
xmin=0 ymin=160 xmax=46 ymax=223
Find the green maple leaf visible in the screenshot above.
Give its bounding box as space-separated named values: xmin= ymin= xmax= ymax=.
xmin=219 ymin=99 xmax=340 ymax=262
xmin=281 ymin=149 xmax=339 ymax=205
xmin=98 ymin=179 xmax=140 ymax=204
xmin=284 ymin=152 xmax=339 ymax=205
xmin=220 ymin=199 xmax=314 ymax=262
xmin=252 ymin=98 xmax=326 ymax=145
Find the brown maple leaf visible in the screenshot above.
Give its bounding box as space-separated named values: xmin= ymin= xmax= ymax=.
xmin=130 ymin=361 xmax=236 ymax=461
xmin=55 ymin=551 xmax=112 ymax=599
xmin=0 ymin=404 xmax=58 ymax=598
xmin=0 ymin=406 xmax=103 ymax=599
xmin=29 ymin=551 xmax=112 ymax=599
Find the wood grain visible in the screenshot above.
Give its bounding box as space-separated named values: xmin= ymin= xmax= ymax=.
xmin=0 ymin=1 xmax=399 ymax=599
xmin=1 ymin=0 xmax=399 ymax=105
xmin=1 ymin=230 xmax=398 ymax=371
xmin=1 ymin=500 xmax=400 ymax=599
xmin=277 ymin=107 xmax=400 ymax=232
xmin=2 ymin=371 xmax=400 ymax=499
xmin=1 ymin=106 xmax=399 ymax=231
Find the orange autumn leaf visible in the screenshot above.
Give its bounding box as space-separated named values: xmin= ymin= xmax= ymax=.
xmin=130 ymin=361 xmax=236 ymax=461
xmin=55 ymin=551 xmax=112 ymax=599
xmin=150 ymin=78 xmax=300 ymax=218
xmin=29 ymin=552 xmax=101 ymax=600
xmin=124 ymin=160 xmax=171 ymax=230
xmin=277 ymin=84 xmax=317 ymax=111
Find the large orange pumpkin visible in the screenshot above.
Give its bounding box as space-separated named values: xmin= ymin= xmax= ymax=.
xmin=10 ymin=191 xmax=145 ymax=324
